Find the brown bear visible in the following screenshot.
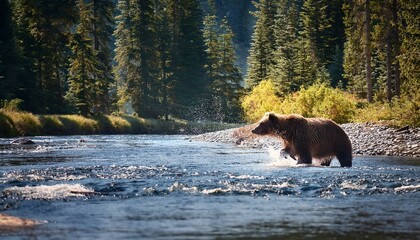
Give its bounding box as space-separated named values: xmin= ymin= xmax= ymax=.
xmin=252 ymin=112 xmax=352 ymax=167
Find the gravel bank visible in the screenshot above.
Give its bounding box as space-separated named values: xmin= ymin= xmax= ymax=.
xmin=191 ymin=123 xmax=420 ymax=158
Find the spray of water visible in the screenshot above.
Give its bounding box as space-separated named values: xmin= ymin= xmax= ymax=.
xmin=266 ymin=146 xmax=296 ymax=167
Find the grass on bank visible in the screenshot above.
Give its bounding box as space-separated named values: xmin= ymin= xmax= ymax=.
xmin=0 ymin=109 xmax=241 ymax=138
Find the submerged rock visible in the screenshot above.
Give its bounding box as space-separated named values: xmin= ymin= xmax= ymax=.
xmin=0 ymin=214 xmax=40 ymax=228
xmin=10 ymin=138 xmax=35 ymax=145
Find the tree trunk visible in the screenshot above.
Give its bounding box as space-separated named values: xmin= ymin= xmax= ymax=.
xmin=392 ymin=0 xmax=401 ymax=97
xmin=386 ymin=27 xmax=393 ymax=102
xmin=56 ymin=59 xmax=63 ymax=112
xmin=365 ymin=0 xmax=373 ymax=103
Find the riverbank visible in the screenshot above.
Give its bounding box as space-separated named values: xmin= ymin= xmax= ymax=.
xmin=191 ymin=122 xmax=420 ymax=158
xmin=0 ymin=110 xmax=240 ymax=137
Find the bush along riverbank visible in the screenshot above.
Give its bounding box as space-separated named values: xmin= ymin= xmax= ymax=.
xmin=0 ymin=110 xmax=241 ymax=138
xmin=191 ymin=123 xmax=420 ymax=158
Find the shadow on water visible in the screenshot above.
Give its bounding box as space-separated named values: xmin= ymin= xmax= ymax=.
xmin=358 ymin=155 xmax=420 ymax=167
xmin=0 ymin=135 xmax=419 ymax=239
xmin=0 ymin=156 xmax=72 ymax=166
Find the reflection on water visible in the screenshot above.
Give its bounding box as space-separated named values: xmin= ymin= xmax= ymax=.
xmin=0 ymin=135 xmax=419 ymax=239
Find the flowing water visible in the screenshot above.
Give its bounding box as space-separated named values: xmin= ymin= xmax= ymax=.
xmin=0 ymin=135 xmax=419 ymax=239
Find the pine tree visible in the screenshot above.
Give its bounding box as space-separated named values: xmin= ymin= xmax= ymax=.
xmin=67 ymin=0 xmax=100 ymax=116
xmin=343 ymin=0 xmax=400 ymax=102
xmin=203 ymin=1 xmax=219 ymax=89
xmin=365 ymin=0 xmax=373 ymax=102
xmin=91 ymin=0 xmax=115 ymax=114
xmin=343 ymin=0 xmax=368 ymax=99
xmin=173 ymin=0 xmax=209 ymax=120
xmin=114 ymin=0 xmax=159 ymax=118
xmin=0 ymin=0 xmax=19 ymax=100
xmin=298 ymin=0 xmax=333 ymax=86
xmin=245 ymin=0 xmax=278 ymax=89
xmin=270 ymin=0 xmax=301 ymax=95
xmin=326 ymin=0 xmax=347 ymax=87
xmin=328 ymin=44 xmax=345 ymax=88
xmin=217 ymin=18 xmax=243 ymax=122
xmin=113 ymin=0 xmax=131 ymax=113
xmin=203 ymin=1 xmax=243 ymax=122
xmin=398 ymin=0 xmax=420 ymax=101
xmin=368 ymin=0 xmax=401 ymax=102
xmin=12 ymin=0 xmax=77 ymax=113
xmin=300 ymin=0 xmax=334 ymax=67
xmin=155 ymin=0 xmax=175 ymax=120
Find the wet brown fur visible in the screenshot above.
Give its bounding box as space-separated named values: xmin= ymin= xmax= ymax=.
xmin=252 ymin=113 xmax=352 ymax=167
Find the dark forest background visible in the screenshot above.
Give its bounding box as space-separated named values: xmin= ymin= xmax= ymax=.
xmin=0 ymin=0 xmax=419 ymax=124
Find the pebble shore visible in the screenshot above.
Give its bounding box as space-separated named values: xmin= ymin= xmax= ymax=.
xmin=191 ymin=123 xmax=420 ymax=158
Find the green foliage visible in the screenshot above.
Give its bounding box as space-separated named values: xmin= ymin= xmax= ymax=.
xmin=91 ymin=0 xmax=115 ymax=114
xmin=203 ymin=9 xmax=243 ymax=122
xmin=245 ymin=0 xmax=278 ymax=89
xmin=353 ymin=92 xmax=420 ymax=127
xmin=114 ymin=0 xmax=210 ymax=120
xmin=0 ymin=0 xmax=20 ymax=102
xmin=38 ymin=115 xmax=65 ymax=135
xmin=172 ymin=0 xmax=209 ymax=120
xmin=269 ymin=0 xmax=300 ymax=95
xmin=2 ymin=0 xmax=418 ymax=127
xmin=12 ymin=0 xmax=77 ymax=113
xmin=66 ymin=0 xmax=115 ymax=116
xmin=67 ymin=0 xmax=99 ymax=116
xmin=343 ymin=0 xmax=417 ymax=104
xmin=1 ymin=99 xmax=24 ymax=111
xmin=398 ymin=0 xmax=420 ymax=110
xmin=246 ymin=0 xmax=344 ymax=97
xmin=114 ymin=0 xmax=160 ymax=118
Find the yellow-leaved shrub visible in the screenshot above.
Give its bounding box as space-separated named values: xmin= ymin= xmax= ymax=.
xmin=240 ymin=80 xmax=282 ymax=122
xmin=241 ymin=81 xmax=357 ymax=124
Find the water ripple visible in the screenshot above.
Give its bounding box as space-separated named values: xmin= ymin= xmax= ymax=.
xmin=1 ymin=164 xmax=419 ymax=201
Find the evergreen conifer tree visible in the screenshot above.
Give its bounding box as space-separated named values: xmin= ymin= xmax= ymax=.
xmin=67 ymin=0 xmax=100 ymax=116
xmin=298 ymin=0 xmax=332 ymax=86
xmin=270 ymin=0 xmax=301 ymax=95
xmin=245 ymin=0 xmax=278 ymax=89
xmin=398 ymin=0 xmax=420 ymax=100
xmin=203 ymin=1 xmax=243 ymax=122
xmin=343 ymin=0 xmax=368 ymax=99
xmin=0 ymin=0 xmax=20 ymax=101
xmin=91 ymin=0 xmax=115 ymax=114
xmin=217 ymin=18 xmax=243 ymax=122
xmin=12 ymin=0 xmax=77 ymax=113
xmin=155 ymin=0 xmax=175 ymax=120
xmin=114 ymin=0 xmax=159 ymax=118
xmin=173 ymin=0 xmax=208 ymax=120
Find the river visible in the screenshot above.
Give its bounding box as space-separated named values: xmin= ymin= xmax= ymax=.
xmin=1 ymin=135 xmax=419 ymax=239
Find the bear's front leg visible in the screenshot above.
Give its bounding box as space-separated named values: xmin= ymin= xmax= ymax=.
xmin=296 ymin=148 xmax=312 ymax=164
xmin=280 ymin=147 xmax=296 ymax=160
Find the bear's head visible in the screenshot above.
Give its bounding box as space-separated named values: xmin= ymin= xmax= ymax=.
xmin=252 ymin=112 xmax=279 ymax=135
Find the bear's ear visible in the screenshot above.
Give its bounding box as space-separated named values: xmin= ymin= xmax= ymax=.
xmin=268 ymin=112 xmax=276 ymax=121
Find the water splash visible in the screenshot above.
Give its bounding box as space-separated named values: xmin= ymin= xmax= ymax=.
xmin=3 ymin=184 xmax=94 ymax=200
xmin=267 ymin=146 xmax=296 ymax=167
xmin=395 ymin=184 xmax=420 ymax=192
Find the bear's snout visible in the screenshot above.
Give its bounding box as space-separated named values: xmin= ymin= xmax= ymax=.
xmin=252 ymin=125 xmax=263 ymax=134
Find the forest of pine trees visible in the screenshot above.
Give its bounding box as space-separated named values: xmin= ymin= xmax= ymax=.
xmin=1 ymin=0 xmax=419 ymax=123
xmin=1 ymin=0 xmax=243 ymax=122
xmin=246 ymin=0 xmax=419 ymax=107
